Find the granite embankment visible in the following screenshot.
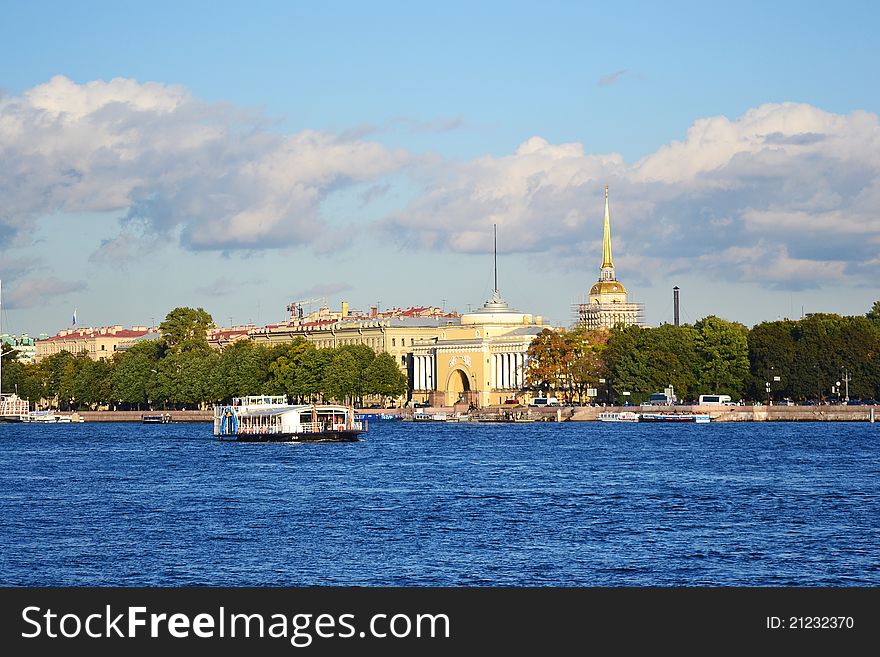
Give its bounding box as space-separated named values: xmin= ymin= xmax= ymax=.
xmin=568 ymin=405 xmax=878 ymax=422
xmin=78 ymin=410 xmax=212 ymax=422
xmin=76 ymin=405 xmax=877 ymax=422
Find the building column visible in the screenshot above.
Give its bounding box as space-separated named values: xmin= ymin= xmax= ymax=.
xmin=502 ymin=353 xmax=510 ymax=389
xmin=414 ymin=355 xmax=422 ymax=391
xmin=427 ymin=355 xmax=434 ymax=390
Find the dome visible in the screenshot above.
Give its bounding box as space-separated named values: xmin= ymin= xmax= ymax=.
xmin=461 ymin=289 xmax=533 ymax=326
xmin=590 ymin=280 xmax=627 ymax=296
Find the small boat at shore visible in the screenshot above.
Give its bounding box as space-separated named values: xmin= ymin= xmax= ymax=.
xmin=598 ymin=411 xmax=640 ymax=423
xmin=28 ymin=410 xmax=84 ymax=423
xmin=639 ymin=412 xmax=710 ymax=423
xmin=142 ymin=413 xmax=172 ymax=424
xmin=213 ymin=395 xmax=364 ymax=442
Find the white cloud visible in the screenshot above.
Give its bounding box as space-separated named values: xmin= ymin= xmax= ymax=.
xmin=383 ymin=102 xmax=880 ymax=290
xmin=3 ymin=277 xmax=88 ymax=309
xmin=0 ymin=75 xmax=410 ymax=254
xmin=4 ymin=79 xmax=880 ymax=293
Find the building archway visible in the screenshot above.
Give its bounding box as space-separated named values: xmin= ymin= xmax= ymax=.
xmin=446 ymin=368 xmax=472 ymax=406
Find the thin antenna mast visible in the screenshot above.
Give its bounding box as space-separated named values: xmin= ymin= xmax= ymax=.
xmin=493 ymin=223 xmax=498 ymax=292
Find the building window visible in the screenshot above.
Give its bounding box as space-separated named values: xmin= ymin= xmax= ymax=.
xmin=392 ymin=338 xmax=396 ymax=346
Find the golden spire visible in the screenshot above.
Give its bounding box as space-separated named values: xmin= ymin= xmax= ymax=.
xmin=601 ymin=184 xmax=614 ymax=270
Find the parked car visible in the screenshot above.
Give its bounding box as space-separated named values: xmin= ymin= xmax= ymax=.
xmin=846 ymin=399 xmax=865 ymax=405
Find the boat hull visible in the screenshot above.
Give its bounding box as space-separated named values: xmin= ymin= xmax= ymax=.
xmin=217 ymin=429 xmax=363 ymax=443
xmin=639 ymin=413 xmax=710 ymax=423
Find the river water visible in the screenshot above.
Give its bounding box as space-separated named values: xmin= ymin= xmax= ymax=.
xmin=0 ymin=420 xmax=876 ymax=586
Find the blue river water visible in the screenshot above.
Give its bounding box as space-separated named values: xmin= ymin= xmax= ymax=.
xmin=0 ymin=420 xmax=877 ymax=586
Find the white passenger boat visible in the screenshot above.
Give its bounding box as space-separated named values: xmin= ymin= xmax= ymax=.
xmin=213 ymin=395 xmax=364 ymax=442
xmin=28 ymin=410 xmax=83 ymax=423
xmin=639 ymin=412 xmax=710 ymax=423
xmin=598 ymin=411 xmax=640 ymax=422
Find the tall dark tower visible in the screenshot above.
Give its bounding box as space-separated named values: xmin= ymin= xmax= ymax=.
xmin=673 ymin=286 xmax=680 ymax=327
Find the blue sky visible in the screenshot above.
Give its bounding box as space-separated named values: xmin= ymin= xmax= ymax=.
xmin=2 ymin=0 xmax=879 ymax=336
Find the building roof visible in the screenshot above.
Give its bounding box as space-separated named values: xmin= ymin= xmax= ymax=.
xmin=590 ymin=280 xmax=628 ymax=296
xmin=39 ymin=328 xmax=152 ymax=342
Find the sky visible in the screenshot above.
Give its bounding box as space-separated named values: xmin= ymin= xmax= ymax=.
xmin=1 ymin=0 xmax=879 ymax=337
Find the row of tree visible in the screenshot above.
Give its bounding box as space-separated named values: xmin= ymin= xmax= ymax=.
xmin=1 ymin=307 xmax=408 ymax=410
xmin=4 ymin=302 xmax=880 ymax=409
xmin=527 ymin=302 xmax=880 ymax=404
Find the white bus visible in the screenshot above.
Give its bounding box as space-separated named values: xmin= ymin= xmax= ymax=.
xmin=698 ymin=394 xmax=732 ymax=405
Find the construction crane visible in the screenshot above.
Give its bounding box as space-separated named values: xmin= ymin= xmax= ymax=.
xmin=286 ymin=297 xmax=323 ymax=320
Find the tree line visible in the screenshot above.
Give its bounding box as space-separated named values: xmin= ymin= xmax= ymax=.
xmin=1 ymin=307 xmax=407 ymax=410
xmin=4 ymin=302 xmax=880 ymax=409
xmin=527 ymin=302 xmax=880 ymax=404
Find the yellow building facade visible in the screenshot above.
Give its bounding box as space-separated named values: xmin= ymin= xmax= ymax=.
xmin=411 ymin=290 xmax=547 ymax=408
xmin=35 ymin=326 xmax=153 ymax=363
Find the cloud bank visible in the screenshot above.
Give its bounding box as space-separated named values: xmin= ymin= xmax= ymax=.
xmin=0 ymin=75 xmax=409 ymax=255
xmin=384 ymin=102 xmax=880 ymax=290
xmin=2 ymin=77 xmax=880 ymax=293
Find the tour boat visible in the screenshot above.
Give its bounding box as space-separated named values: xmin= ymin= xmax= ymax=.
xmin=213 ymin=395 xmax=364 ymax=442
xmin=638 ymin=412 xmax=710 ymax=423
xmin=598 ymin=411 xmax=640 ymax=422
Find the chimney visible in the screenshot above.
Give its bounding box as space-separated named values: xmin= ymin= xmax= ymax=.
xmin=370 ymin=306 xmax=377 ymax=318
xmin=673 ymin=286 xmax=680 ymax=327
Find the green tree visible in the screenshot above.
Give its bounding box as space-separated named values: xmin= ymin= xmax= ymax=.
xmin=157 ymin=349 xmax=219 ymax=409
xmin=748 ymin=320 xmax=797 ymax=400
xmin=73 ymin=358 xmax=114 ymax=410
xmin=265 ymin=338 xmax=312 ymax=398
xmin=160 ymin=307 xmax=214 ymax=353
xmin=212 ymin=341 xmax=271 ymax=401
xmin=605 ymin=324 xmax=651 ymax=402
xmin=293 ymin=348 xmax=333 ymax=402
xmin=57 ymin=352 xmax=90 ymax=410
xmin=322 ymin=350 xmax=359 ymax=404
xmin=364 ymin=352 xmax=407 ymax=405
xmin=2 ymin=344 xmax=43 ymax=400
xmin=111 ymin=341 xmax=162 ymax=409
xmin=642 ymin=324 xmax=700 ymax=401
xmin=866 ymin=300 xmax=880 ymax=323
xmin=338 ymin=344 xmax=376 ymax=404
xmin=694 ymin=316 xmax=749 ymax=398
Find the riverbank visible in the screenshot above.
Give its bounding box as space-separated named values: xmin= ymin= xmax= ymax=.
xmin=568 ymin=404 xmax=878 ymax=422
xmin=73 ymin=405 xmax=879 ymax=422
